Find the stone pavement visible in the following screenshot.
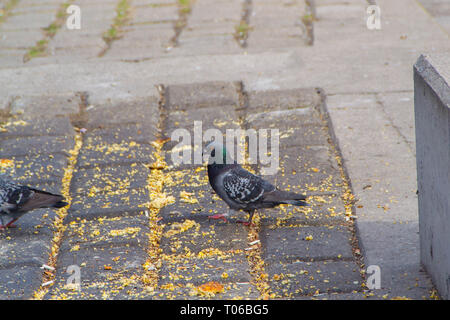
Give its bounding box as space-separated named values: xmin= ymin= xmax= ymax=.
xmin=0 ymin=0 xmax=449 ymax=300
xmin=0 ymin=80 xmax=364 ymax=299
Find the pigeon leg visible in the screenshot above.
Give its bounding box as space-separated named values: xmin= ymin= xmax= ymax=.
xmin=208 ymin=214 xmax=228 ymax=223
xmin=5 ymin=218 xmax=18 ymax=228
xmin=237 ymin=210 xmax=255 ymax=226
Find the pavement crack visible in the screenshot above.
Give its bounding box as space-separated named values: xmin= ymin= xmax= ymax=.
xmin=141 ymin=87 xmax=171 ymax=291
xmin=235 ymin=81 xmax=271 ymax=299
xmin=23 ymin=1 xmax=74 ymax=62
xmin=234 ymin=0 xmax=252 ymax=48
xmin=98 ymin=0 xmax=133 ymax=57
xmin=301 ymin=0 xmax=315 ymax=46
xmin=166 ymin=0 xmax=194 ymax=50
xmin=32 ymin=132 xmax=83 ymax=300
xmin=0 ymin=0 xmax=19 ymax=25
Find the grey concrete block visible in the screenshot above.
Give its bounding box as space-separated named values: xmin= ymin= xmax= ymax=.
xmin=160 ymin=219 xmax=248 ymax=254
xmin=247 ymin=88 xmax=322 ymax=114
xmin=0 ymin=263 xmax=44 ymax=299
xmin=0 ymin=135 xmax=75 ymax=157
xmin=77 ymin=130 xmax=156 ymax=168
xmin=266 ymin=259 xmax=362 ymax=297
xmin=165 ymin=82 xmax=240 ymax=110
xmin=261 ymin=225 xmax=354 ymax=262
xmin=414 ymin=54 xmax=450 ymax=299
xmin=0 ymin=117 xmax=75 ymax=138
xmin=10 ymin=95 xmax=80 ymax=119
xmin=7 ymin=153 xmax=69 ymax=184
xmin=158 ymin=253 xmax=252 ymax=286
xmin=86 ymin=97 xmax=159 ymax=128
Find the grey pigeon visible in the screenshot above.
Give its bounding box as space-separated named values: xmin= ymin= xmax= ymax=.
xmin=0 ymin=177 xmax=68 ymax=229
xmin=204 ymin=141 xmax=308 ymax=225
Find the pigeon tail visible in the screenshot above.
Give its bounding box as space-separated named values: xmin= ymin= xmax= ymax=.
xmin=52 ymin=200 xmax=69 ymax=208
xmin=264 ymin=190 xmax=309 ymax=206
xmin=20 ymin=189 xmax=68 ymax=212
xmin=280 ymin=199 xmax=309 ymax=206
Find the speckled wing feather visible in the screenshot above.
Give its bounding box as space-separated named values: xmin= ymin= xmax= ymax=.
xmin=1 ymin=177 xmax=68 ymax=228
xmin=0 ymin=179 xmax=32 ymax=214
xmin=222 ymin=167 xmax=275 ymax=205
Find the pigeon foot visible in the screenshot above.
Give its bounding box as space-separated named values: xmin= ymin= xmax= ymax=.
xmin=208 ymin=214 xmax=228 ymax=223
xmin=5 ymin=219 xmax=18 ymax=229
xmin=236 ymin=220 xmax=253 ymax=227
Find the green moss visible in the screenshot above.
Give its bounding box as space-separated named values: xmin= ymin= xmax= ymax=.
xmin=235 ymin=22 xmax=250 ymax=35
xmin=43 ymin=23 xmax=59 ymax=37
xmin=0 ymin=0 xmax=19 ymax=24
xmin=24 ymin=39 xmax=48 ymax=61
xmin=102 ymin=0 xmax=131 ymax=44
xmin=178 ymin=0 xmax=191 ymax=14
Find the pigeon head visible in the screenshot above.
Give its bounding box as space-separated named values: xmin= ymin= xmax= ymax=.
xmin=204 ymin=141 xmax=232 ymax=165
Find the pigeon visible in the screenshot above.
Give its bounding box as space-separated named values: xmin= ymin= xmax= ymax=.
xmin=0 ymin=177 xmax=68 ymax=229
xmin=204 ymin=141 xmax=308 ymax=225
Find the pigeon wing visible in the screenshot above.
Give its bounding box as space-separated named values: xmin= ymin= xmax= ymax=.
xmin=0 ymin=181 xmax=32 ymax=214
xmin=222 ymin=167 xmax=275 ymax=205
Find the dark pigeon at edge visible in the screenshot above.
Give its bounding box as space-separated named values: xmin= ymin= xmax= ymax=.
xmin=0 ymin=177 xmax=68 ymax=229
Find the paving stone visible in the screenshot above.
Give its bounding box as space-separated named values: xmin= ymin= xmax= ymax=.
xmin=0 ymin=117 xmax=75 ymax=138
xmin=106 ymin=27 xmax=173 ymax=53
xmin=60 ymin=215 xmax=149 ymax=252
xmin=10 ymin=95 xmax=80 ymax=119
xmin=0 ymin=30 xmax=45 ymax=48
xmin=0 ymin=135 xmax=75 ymax=157
xmin=131 ymin=5 xmax=178 ymax=24
xmin=159 ymin=253 xmax=252 ymax=287
xmin=251 ymin=0 xmax=306 ymax=27
xmin=184 ymin=22 xmax=237 ymax=37
xmin=249 ymin=121 xmax=329 ymax=148
xmin=175 ymin=34 xmax=241 ymax=56
xmin=260 ymin=225 xmax=354 ymax=262
xmin=258 ymin=193 xmax=348 ymax=225
xmin=0 ymin=231 xmax=53 ymax=269
xmin=47 ymin=241 xmax=148 ymax=299
xmin=188 ymin=0 xmax=241 ymax=23
xmin=160 ymin=219 xmax=248 ymax=255
xmin=247 ymin=88 xmax=322 ymax=114
xmin=71 ymin=163 xmax=149 ymax=196
xmin=86 ymin=97 xmax=159 ymax=128
xmin=68 ymin=187 xmax=148 ymax=222
xmin=164 ymin=103 xmax=240 ymax=133
xmin=0 ymin=264 xmax=44 ymax=299
xmin=0 ymin=208 xmax=58 ymax=299
xmin=247 ymin=30 xmax=307 ymax=51
xmin=165 ymin=82 xmax=240 ymax=110
xmin=151 ymin=281 xmax=260 ymax=300
xmin=0 ymin=51 xmax=27 ymax=69
xmin=77 ymin=130 xmax=155 ymax=168
xmin=271 ymin=145 xmax=342 ymax=190
xmin=266 ymin=259 xmax=362 ymax=297
xmin=45 ymin=214 xmax=150 ymax=299
xmin=3 ymin=11 xmax=55 ymax=30
xmin=246 ymin=105 xmax=322 ymax=127
xmin=6 ymin=153 xmax=69 ymax=184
